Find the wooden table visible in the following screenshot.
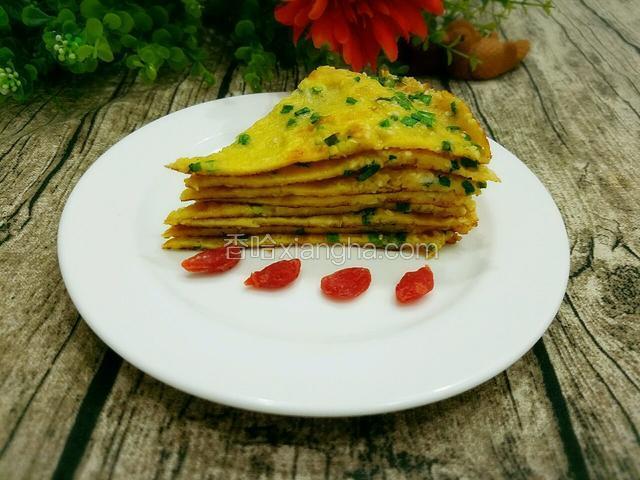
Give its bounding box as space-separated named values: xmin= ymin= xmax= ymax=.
xmin=1 ymin=2 xmax=638 ymax=478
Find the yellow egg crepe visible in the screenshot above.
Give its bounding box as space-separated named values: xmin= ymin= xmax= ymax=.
xmin=167 ymin=66 xmax=490 ymax=177
xmin=179 ymin=148 xmax=498 ymax=189
xmin=163 ymin=66 xmax=496 ymax=253
xmin=163 ymin=232 xmax=458 ymax=252
xmin=165 ymin=201 xmax=470 ymax=224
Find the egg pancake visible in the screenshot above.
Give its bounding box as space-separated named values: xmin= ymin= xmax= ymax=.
xmin=164 ymin=225 xmax=463 ymax=237
xmin=174 ymin=209 xmax=478 ymax=234
xmin=169 ymin=66 xmax=490 ymax=177
xmin=165 ymin=201 xmax=469 ymax=224
xmin=176 ymin=149 xmax=498 ymax=188
xmin=181 ymin=169 xmax=486 ymax=200
xmin=179 ymin=192 xmax=473 ymax=208
xmin=163 ymin=231 xmax=459 ymax=251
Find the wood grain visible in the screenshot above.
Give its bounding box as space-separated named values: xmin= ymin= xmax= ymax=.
xmin=0 ymin=1 xmax=638 ymax=478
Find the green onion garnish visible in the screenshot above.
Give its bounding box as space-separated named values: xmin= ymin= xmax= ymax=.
xmin=356 ymin=162 xmax=380 ymax=182
xmin=462 ymin=180 xmax=476 ymax=195
xmin=401 ymin=116 xmax=418 ymax=127
xmin=395 ymin=202 xmax=411 ymax=213
xmin=346 ymin=96 xmax=358 ymax=105
xmin=237 ymin=133 xmax=250 ymax=145
xmin=438 ymin=176 xmax=451 ymax=187
xmin=324 ymin=133 xmax=339 ymax=146
xmin=460 ymin=157 xmax=478 ymax=169
xmin=188 ymin=162 xmax=201 ymax=172
xmin=295 ymin=106 xmax=310 ymax=116
xmin=441 ymin=140 xmax=452 ymax=152
xmin=379 ymin=119 xmax=391 ymax=128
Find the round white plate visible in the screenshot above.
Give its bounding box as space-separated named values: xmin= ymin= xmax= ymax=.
xmin=58 ymin=93 xmax=569 ymax=417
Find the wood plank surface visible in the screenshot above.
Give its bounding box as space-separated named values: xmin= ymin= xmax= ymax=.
xmin=0 ymin=1 xmax=638 ymax=478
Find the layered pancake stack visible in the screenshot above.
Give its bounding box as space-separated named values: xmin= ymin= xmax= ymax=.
xmin=163 ymin=66 xmax=498 ymax=254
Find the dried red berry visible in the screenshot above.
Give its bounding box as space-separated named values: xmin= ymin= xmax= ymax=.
xmin=245 ymin=259 xmax=301 ymax=289
xmin=181 ymin=246 xmax=242 ymax=273
xmin=321 ymin=267 xmax=371 ymax=299
xmin=395 ymin=266 xmax=434 ymax=303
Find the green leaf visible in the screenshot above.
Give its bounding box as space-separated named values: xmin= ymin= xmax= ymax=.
xmin=21 ymin=6 xmax=51 ymax=27
xmin=24 ymin=64 xmax=38 ymax=81
xmin=139 ymin=45 xmax=159 ymax=65
xmin=103 ymin=13 xmax=121 ymax=30
xmin=234 ymin=46 xmax=252 ymax=61
xmin=0 ymin=7 xmax=8 ymax=29
xmin=96 ymin=37 xmax=113 ymax=62
xmin=125 ymin=54 xmax=143 ymax=68
xmin=149 ymin=6 xmax=168 ymax=27
xmin=57 ymin=8 xmax=75 ymax=24
xmin=0 ymin=47 xmax=14 ymax=63
xmin=76 ymin=44 xmax=95 ymax=61
xmin=80 ymin=0 xmax=106 ymax=19
xmin=117 ymin=11 xmax=134 ymax=33
xmin=131 ymin=11 xmax=153 ymax=32
xmin=62 ymin=20 xmax=77 ymax=34
xmin=152 ymin=29 xmax=172 ymax=46
xmin=85 ymin=18 xmax=103 ymax=43
xmin=121 ymin=34 xmax=137 ymax=49
xmin=234 ymin=19 xmax=254 ymax=38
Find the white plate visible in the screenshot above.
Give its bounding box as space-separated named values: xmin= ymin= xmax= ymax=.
xmin=58 ymin=93 xmax=569 ymax=417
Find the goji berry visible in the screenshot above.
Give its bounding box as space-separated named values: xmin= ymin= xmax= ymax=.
xmin=395 ymin=266 xmax=434 ymax=303
xmin=321 ymin=267 xmax=371 ymax=299
xmin=181 ymin=246 xmax=242 ymax=273
xmin=245 ymin=259 xmax=301 ymax=289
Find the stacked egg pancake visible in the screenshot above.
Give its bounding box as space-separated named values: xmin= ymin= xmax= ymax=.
xmin=163 ymin=66 xmax=498 ymax=254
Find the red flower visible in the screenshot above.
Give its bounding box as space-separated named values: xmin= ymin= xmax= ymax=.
xmin=275 ymin=0 xmax=444 ymax=72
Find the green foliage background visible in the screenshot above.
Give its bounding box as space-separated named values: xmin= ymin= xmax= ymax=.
xmin=0 ymin=0 xmax=551 ymax=102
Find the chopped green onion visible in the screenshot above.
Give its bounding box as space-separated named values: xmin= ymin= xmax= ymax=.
xmin=280 ymin=104 xmax=293 ymax=114
xmin=324 ymin=133 xmax=339 ymax=146
xmin=287 ymin=118 xmax=297 ymax=127
xmin=463 ymin=133 xmax=472 ymax=141
xmin=441 ymin=140 xmax=452 ymax=152
xmin=447 ymin=125 xmax=461 ymax=131
xmin=361 ymin=208 xmax=376 ymax=225
xmin=326 ymin=233 xmax=339 ymax=243
xmin=409 ymin=92 xmax=432 ymax=105
xmin=393 ymin=92 xmax=412 ymax=110
xmin=450 ymin=102 xmax=457 ymax=114
xmin=356 ymin=162 xmax=380 ymax=182
xmin=395 ymin=202 xmax=411 ymax=213
xmin=353 ymin=76 xmax=361 ymax=82
xmin=378 ymin=118 xmax=391 ymax=128
xmin=462 ymin=179 xmax=476 ymax=195
xmin=310 ymin=112 xmax=321 ymax=124
xmin=460 ymin=157 xmax=478 ymax=169
xmin=388 ymin=154 xmax=397 ymax=161
xmin=295 ymin=106 xmax=310 ymax=116
xmin=311 ymin=86 xmax=323 ymax=94
xmin=188 ymin=162 xmax=201 ymax=172
xmin=476 ymin=181 xmax=487 ymax=189
xmin=450 ymin=159 xmax=460 ymax=171
xmin=237 ymin=133 xmax=250 ymax=145
xmin=411 ymin=110 xmax=435 ymax=127
xmin=438 ymin=175 xmax=451 ymax=187
xmin=345 ymin=96 xmax=358 ymax=105
xmin=401 ymin=116 xmax=418 ymax=127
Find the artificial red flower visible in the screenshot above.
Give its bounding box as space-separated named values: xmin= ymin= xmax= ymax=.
xmin=275 ymin=0 xmax=444 ymax=72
